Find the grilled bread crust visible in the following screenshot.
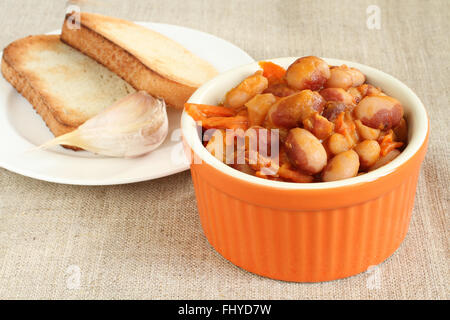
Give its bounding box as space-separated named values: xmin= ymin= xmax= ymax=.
xmin=61 ymin=12 xmax=218 ymax=109
xmin=1 ymin=35 xmax=135 ymax=150
xmin=1 ymin=36 xmax=78 ymax=137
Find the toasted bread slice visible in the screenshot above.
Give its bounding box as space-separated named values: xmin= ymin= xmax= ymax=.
xmin=61 ymin=12 xmax=218 ymax=109
xmin=1 ymin=35 xmax=135 ymax=138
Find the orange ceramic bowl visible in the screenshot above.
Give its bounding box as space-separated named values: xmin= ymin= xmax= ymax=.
xmin=181 ymin=57 xmax=429 ymax=282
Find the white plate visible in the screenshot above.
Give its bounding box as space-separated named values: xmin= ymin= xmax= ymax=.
xmin=0 ymin=22 xmax=254 ymax=185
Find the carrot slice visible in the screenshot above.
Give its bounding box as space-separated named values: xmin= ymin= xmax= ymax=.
xmin=185 ymin=103 xmax=247 ymax=130
xmin=202 ymin=115 xmax=249 ymax=131
xmin=278 ymin=164 xmax=314 ymax=183
xmin=381 ymin=142 xmax=403 ymax=156
xmin=185 ymin=103 xmax=236 ymax=117
xmin=334 ymin=112 xmax=357 ymax=145
xmin=255 ymin=171 xmax=269 ymax=179
xmin=258 ymin=61 xmax=286 ymax=85
xmin=185 ymin=104 xmax=206 ymax=121
xmin=379 ymin=130 xmax=403 ymax=156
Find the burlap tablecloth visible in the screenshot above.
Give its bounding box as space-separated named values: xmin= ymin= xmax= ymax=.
xmin=0 ymin=0 xmax=448 ymax=299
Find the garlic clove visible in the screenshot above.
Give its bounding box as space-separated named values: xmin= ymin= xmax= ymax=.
xmin=39 ymin=91 xmax=168 ymax=157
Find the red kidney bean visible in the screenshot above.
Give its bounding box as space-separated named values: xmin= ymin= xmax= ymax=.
xmin=347 ymin=68 xmax=366 ymax=87
xmin=224 ymin=71 xmax=268 ymax=109
xmin=265 ymin=90 xmax=325 ymax=129
xmin=327 ymin=133 xmax=352 ymax=155
xmin=285 ymin=128 xmax=327 ymax=174
xmin=322 ymin=101 xmax=349 ymax=121
xmin=285 ymin=56 xmax=330 ymax=91
xmin=354 ymin=95 xmax=404 ymax=130
xmin=325 ymin=66 xmax=353 ymax=89
xmin=263 ymin=83 xmax=299 ymax=97
xmin=354 ymin=119 xmax=380 ymax=140
xmin=354 ymin=140 xmax=381 ymax=169
xmin=319 ymin=88 xmax=356 ymax=105
xmin=322 ymin=150 xmax=360 ymax=182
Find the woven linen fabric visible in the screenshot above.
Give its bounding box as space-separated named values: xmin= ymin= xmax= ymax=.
xmin=0 ymin=0 xmax=448 ymax=299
